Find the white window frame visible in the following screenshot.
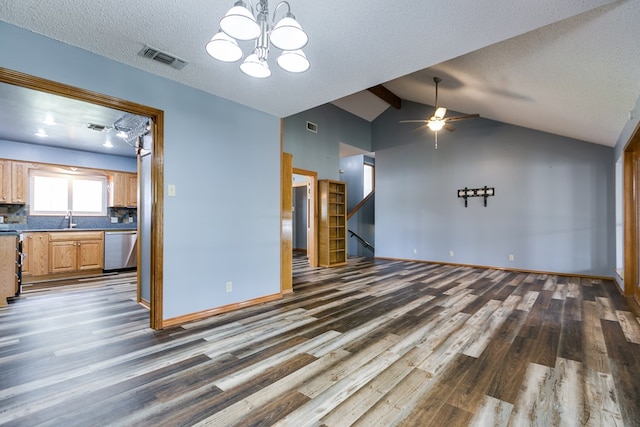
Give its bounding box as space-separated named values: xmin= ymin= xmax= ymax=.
xmin=363 ymin=163 xmax=375 ymax=198
xmin=29 ymin=170 xmax=108 ymax=216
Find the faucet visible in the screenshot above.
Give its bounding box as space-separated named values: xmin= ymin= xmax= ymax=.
xmin=67 ymin=210 xmax=77 ymax=229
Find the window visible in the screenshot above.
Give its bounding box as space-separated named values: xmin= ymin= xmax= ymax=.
xmin=363 ymin=163 xmax=374 ymax=198
xmin=30 ymin=171 xmax=107 ymax=216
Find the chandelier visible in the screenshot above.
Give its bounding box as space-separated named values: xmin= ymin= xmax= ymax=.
xmin=206 ymin=0 xmax=309 ymax=78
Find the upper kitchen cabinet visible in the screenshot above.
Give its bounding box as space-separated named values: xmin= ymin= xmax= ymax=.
xmin=0 ymin=160 xmax=28 ymax=204
xmin=11 ymin=161 xmax=28 ymax=204
xmin=0 ymin=160 xmax=9 ymax=202
xmin=126 ymin=173 xmax=137 ymax=208
xmin=108 ymin=172 xmax=137 ymax=208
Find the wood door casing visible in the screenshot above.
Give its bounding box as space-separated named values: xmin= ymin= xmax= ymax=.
xmin=293 ymin=167 xmax=318 ymax=268
xmin=623 ymin=122 xmax=640 ymax=305
xmin=281 ymin=152 xmax=293 ymax=294
xmin=0 ymin=68 xmax=165 ymax=330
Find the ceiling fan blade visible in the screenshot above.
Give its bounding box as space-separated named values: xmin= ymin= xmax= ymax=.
xmin=444 ymin=113 xmax=480 ymax=123
xmin=444 ymin=123 xmax=456 ymax=132
xmin=399 ymin=120 xmax=430 ymax=123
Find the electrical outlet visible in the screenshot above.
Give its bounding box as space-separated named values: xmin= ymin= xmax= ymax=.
xmin=168 ymin=184 xmax=176 ymax=197
xmin=110 ymin=217 xmax=118 ymax=224
xmin=226 ymin=281 xmax=232 ymax=292
xmin=508 ymin=254 xmax=514 ymax=261
xmin=128 ymin=217 xmax=134 ymax=223
xmin=449 ymin=250 xmax=454 ymax=257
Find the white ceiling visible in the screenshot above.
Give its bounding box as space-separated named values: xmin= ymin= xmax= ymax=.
xmin=1 ymin=0 xmax=639 ymax=151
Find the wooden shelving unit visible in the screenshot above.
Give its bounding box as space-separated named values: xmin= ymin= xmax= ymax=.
xmin=318 ymin=179 xmax=347 ymax=267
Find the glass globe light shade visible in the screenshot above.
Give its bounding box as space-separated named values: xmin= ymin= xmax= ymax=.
xmin=277 ymin=50 xmax=310 ymax=73
xmin=240 ymin=54 xmax=271 ymax=78
xmin=427 ymin=120 xmax=445 ymax=131
xmin=220 ymin=2 xmax=260 ymax=41
xmin=270 ymin=16 xmax=308 ymax=51
xmin=206 ymin=31 xmax=243 ymax=62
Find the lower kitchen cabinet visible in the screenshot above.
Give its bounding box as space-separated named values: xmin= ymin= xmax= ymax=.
xmin=22 ymin=232 xmax=49 ymax=277
xmin=0 ymin=235 xmax=18 ymax=307
xmin=48 ymin=231 xmax=104 ymax=275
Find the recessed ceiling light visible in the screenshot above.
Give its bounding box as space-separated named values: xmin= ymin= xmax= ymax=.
xmin=43 ymin=114 xmax=56 ymax=125
xmin=116 ymin=131 xmax=128 ymax=139
xmin=103 ymin=140 xmax=114 ymax=148
xmin=35 ymin=129 xmax=48 ymax=137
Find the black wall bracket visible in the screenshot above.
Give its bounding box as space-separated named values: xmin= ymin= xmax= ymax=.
xmin=457 ymin=186 xmax=495 ymax=207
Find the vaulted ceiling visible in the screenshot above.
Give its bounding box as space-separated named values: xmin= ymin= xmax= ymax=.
xmin=1 ymin=0 xmax=639 ymax=154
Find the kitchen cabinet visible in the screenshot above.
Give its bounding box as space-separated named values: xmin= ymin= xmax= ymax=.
xmin=11 ymin=161 xmax=28 ymax=204
xmin=0 ymin=235 xmax=18 ymax=307
xmin=126 ymin=173 xmax=138 ymax=207
xmin=109 ymin=172 xmax=137 ymax=207
xmin=0 ymin=160 xmax=29 ymax=204
xmin=49 ymin=231 xmax=104 ymax=274
xmin=0 ymin=160 xmax=10 ymax=202
xmin=22 ymin=232 xmax=49 ymax=277
xmin=318 ymin=180 xmax=347 ymax=267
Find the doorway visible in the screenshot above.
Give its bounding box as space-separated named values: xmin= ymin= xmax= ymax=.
xmin=0 ymin=68 xmax=165 ymax=329
xmin=293 ymin=168 xmax=317 ymax=268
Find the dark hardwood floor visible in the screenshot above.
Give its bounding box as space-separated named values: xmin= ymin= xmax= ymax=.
xmin=1 ymin=256 xmax=639 ymax=426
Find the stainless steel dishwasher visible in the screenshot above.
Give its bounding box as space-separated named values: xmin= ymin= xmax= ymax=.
xmin=104 ymin=231 xmax=137 ymax=271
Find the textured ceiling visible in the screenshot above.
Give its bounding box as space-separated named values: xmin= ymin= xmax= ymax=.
xmin=1 ymin=0 xmax=638 ymax=150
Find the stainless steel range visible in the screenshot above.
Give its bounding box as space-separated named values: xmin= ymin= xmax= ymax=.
xmin=0 ymin=230 xmax=22 ymax=305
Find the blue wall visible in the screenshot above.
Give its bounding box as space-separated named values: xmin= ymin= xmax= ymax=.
xmin=283 ymin=103 xmax=371 ymax=179
xmin=373 ymin=101 xmax=614 ymax=276
xmin=0 ymin=139 xmax=136 ymax=172
xmin=1 ymin=22 xmax=282 ymax=320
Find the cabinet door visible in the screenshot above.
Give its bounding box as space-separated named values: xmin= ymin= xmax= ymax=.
xmin=126 ymin=173 xmax=137 ymax=207
xmin=78 ymin=240 xmax=103 ymax=270
xmin=21 ymin=233 xmax=31 ymax=275
xmin=49 ymin=241 xmax=77 ymax=274
xmin=0 ymin=236 xmax=17 ymax=307
xmin=108 ymin=172 xmax=126 ymax=207
xmin=0 ymin=160 xmax=10 ymax=203
xmin=10 ymin=161 xmax=28 ymax=204
xmin=23 ymin=233 xmax=49 ymax=277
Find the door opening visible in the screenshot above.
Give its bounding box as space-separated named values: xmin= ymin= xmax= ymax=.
xmin=293 ymin=168 xmax=317 ymax=268
xmin=0 ymin=68 xmax=165 ymax=329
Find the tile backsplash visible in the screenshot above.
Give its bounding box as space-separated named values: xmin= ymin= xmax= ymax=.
xmin=0 ymin=204 xmax=27 ymax=225
xmin=0 ymin=204 xmax=136 ymax=230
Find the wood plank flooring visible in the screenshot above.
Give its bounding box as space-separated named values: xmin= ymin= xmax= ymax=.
xmin=1 ymin=256 xmax=640 ymax=426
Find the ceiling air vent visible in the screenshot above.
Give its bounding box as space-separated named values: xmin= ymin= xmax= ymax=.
xmin=87 ymin=123 xmax=110 ymax=132
xmin=306 ymin=121 xmax=318 ymax=133
xmin=138 ymin=45 xmax=188 ymax=70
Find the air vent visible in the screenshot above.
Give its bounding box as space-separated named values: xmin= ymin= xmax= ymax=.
xmin=306 ymin=121 xmax=318 ymax=133
xmin=87 ymin=123 xmax=110 ymax=132
xmin=138 ymin=45 xmax=188 ymax=70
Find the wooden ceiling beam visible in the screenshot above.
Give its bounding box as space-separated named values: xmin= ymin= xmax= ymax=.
xmin=367 ymin=85 xmax=402 ymax=109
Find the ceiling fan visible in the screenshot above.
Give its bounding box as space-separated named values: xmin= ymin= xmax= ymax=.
xmin=400 ymin=77 xmax=479 ymax=148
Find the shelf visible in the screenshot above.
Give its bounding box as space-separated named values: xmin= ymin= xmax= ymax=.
xmin=319 ymin=179 xmax=347 ymax=267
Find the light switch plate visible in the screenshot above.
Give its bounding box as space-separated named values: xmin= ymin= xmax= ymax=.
xmin=168 ymin=184 xmax=176 ymax=197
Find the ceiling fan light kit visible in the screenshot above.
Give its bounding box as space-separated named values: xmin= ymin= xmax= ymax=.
xmin=400 ymin=77 xmax=480 ymax=148
xmin=207 ymin=0 xmax=309 ymax=78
